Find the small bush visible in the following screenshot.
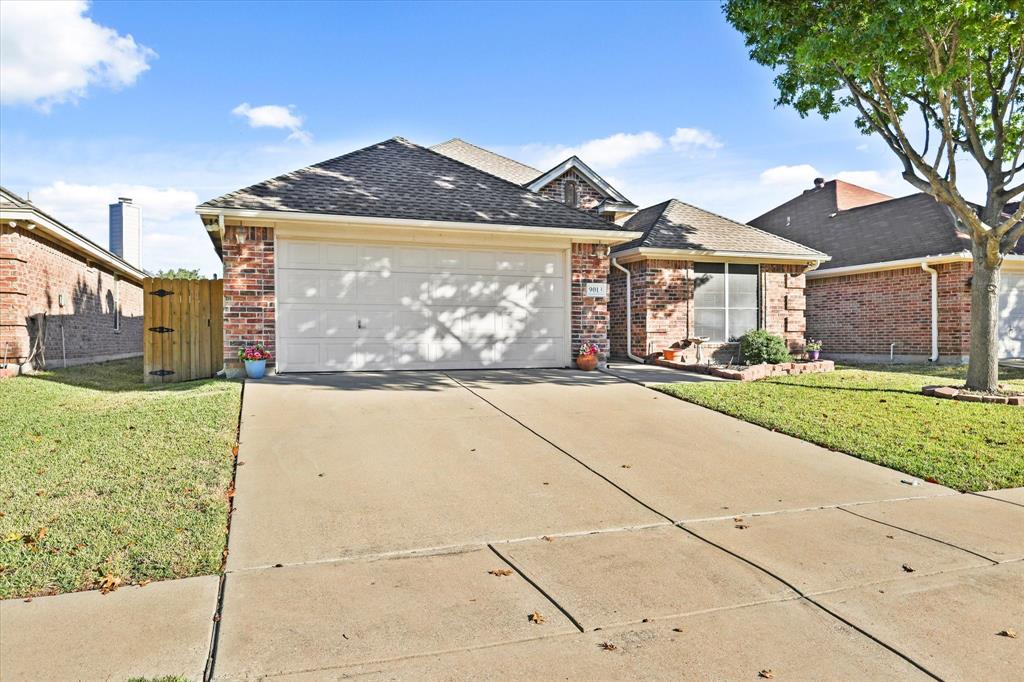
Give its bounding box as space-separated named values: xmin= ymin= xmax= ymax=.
xmin=739 ymin=330 xmax=791 ymax=365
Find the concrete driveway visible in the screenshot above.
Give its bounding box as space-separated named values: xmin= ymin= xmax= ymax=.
xmin=203 ymin=368 xmax=1024 ymax=680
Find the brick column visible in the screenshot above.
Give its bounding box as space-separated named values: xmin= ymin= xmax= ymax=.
xmin=0 ymin=226 xmax=29 ymax=375
xmin=222 ymin=225 xmax=276 ymax=374
xmin=763 ymin=264 xmax=807 ymax=352
xmin=571 ymin=243 xmax=610 ymax=363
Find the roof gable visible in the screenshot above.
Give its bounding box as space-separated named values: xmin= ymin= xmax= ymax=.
xmin=526 ymin=156 xmax=634 ymax=207
xmin=616 ymin=198 xmax=825 ymax=259
xmin=200 ymin=137 xmax=623 ymax=233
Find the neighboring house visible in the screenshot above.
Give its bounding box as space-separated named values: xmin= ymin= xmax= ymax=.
xmin=197 ymin=137 xmax=824 ymax=374
xmin=0 ymin=188 xmax=146 ymax=377
xmin=749 ymin=179 xmax=1024 ymax=362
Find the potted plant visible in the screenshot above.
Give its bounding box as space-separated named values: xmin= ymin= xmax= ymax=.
xmin=238 ymin=342 xmax=271 ymax=379
xmin=576 ymin=341 xmax=600 ymax=371
xmin=805 ymin=339 xmax=823 ymax=361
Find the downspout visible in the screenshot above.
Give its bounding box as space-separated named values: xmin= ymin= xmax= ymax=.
xmin=610 ymin=256 xmax=645 ymax=363
xmin=920 ymin=261 xmax=939 ymax=362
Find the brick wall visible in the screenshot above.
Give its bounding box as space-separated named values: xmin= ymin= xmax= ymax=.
xmin=0 ymin=225 xmax=143 ymax=375
xmin=571 ymin=243 xmax=610 ymax=362
xmin=608 ymin=258 xmax=807 ymax=361
xmin=222 ymin=225 xmax=276 ymax=372
xmin=805 ymin=262 xmax=972 ymax=359
xmin=538 ymin=170 xmax=606 ymax=213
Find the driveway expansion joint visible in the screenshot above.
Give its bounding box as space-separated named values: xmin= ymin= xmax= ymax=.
xmin=487 ymin=544 xmax=585 ymax=633
xmin=837 ymin=504 xmax=1004 ymax=564
xmin=443 ymin=372 xmax=676 ymax=524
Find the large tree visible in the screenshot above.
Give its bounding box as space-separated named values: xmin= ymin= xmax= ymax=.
xmin=725 ymin=0 xmax=1024 ymax=391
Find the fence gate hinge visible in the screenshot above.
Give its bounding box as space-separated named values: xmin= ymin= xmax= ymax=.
xmin=150 ymin=289 xmax=174 ymax=297
xmin=148 ymin=326 xmax=175 ymax=334
xmin=149 ymin=369 xmax=175 ymax=377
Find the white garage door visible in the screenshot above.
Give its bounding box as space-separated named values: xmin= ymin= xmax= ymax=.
xmin=276 ymin=240 xmax=567 ymax=371
xmin=999 ymin=270 xmax=1024 ymax=358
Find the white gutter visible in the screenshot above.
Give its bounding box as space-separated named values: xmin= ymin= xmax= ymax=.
xmin=613 ymin=246 xmax=830 ymax=264
xmin=920 ymin=261 xmax=940 ymax=362
xmin=610 ymin=256 xmax=645 ymax=363
xmin=807 ymin=252 xmax=972 ymax=278
xmin=195 ymin=207 xmax=636 ymax=243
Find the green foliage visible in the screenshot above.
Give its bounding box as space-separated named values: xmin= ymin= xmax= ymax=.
xmin=739 ymin=329 xmax=791 ymax=365
xmin=154 ymin=267 xmax=202 ymax=279
xmin=723 ymin=0 xmax=1023 ymax=222
xmin=655 ymin=363 xmax=1024 ymax=492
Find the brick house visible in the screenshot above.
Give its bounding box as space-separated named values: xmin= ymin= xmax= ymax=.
xmin=749 ymin=179 xmax=1024 ymax=362
xmin=1 ymin=188 xmax=146 ymax=376
xmin=197 ymin=137 xmax=824 ymax=374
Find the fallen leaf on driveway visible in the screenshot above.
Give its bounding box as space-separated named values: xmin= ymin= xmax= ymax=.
xmin=528 ymin=611 xmax=546 ymax=624
xmin=599 ymin=641 xmax=617 ymax=651
xmin=621 ymin=464 xmax=632 ymax=469
xmin=488 ymin=568 xmax=513 ymax=577
xmin=138 ymin=579 xmax=152 ymax=587
xmin=902 ymin=564 xmax=915 ymax=573
xmin=735 ymin=524 xmax=749 ymax=530
xmin=672 ymin=627 xmax=684 ymax=632
xmin=541 ymin=536 xmax=553 ymax=542
xmin=997 ymin=629 xmax=1018 ymax=638
xmin=100 ymin=574 xmax=122 ymax=594
xmin=758 ymin=670 xmax=775 ymax=679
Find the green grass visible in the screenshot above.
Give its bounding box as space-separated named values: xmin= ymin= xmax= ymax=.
xmin=0 ymin=358 xmax=241 ymax=599
xmin=654 ymin=363 xmax=1024 ymax=493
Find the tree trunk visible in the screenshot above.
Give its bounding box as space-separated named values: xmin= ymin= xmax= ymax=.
xmin=965 ymin=241 xmax=1001 ymax=392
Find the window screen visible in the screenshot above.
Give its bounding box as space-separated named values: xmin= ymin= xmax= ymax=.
xmin=693 ymin=263 xmax=759 ymax=342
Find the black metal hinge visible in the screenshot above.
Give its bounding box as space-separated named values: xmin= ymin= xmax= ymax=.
xmin=148 ymin=326 xmax=175 ymax=334
xmin=150 ymin=288 xmax=174 ymax=297
xmin=149 ymin=369 xmax=175 ymax=377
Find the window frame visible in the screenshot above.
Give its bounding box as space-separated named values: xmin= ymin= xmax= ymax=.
xmin=693 ymin=262 xmax=761 ymax=343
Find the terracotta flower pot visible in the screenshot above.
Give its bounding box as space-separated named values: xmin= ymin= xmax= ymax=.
xmin=576 ymin=354 xmax=598 ymax=371
xmin=663 ymin=349 xmax=677 ymax=361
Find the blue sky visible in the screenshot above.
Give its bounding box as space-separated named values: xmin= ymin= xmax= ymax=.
xmin=0 ymin=0 xmax=960 ymax=275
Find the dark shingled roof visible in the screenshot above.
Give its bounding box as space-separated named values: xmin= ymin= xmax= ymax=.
xmin=614 ymin=199 xmax=826 ymax=258
xmin=200 ymin=137 xmax=619 ymax=232
xmin=748 ymin=182 xmax=1023 ymax=269
xmin=430 ymin=138 xmax=541 ymax=185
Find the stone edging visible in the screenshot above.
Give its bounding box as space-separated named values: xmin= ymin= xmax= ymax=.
xmin=655 ymin=359 xmax=835 ymax=381
xmin=922 ymin=385 xmax=1024 ymax=406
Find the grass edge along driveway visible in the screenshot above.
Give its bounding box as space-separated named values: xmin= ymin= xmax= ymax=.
xmin=0 ymin=358 xmax=241 ymax=599
xmin=655 ymin=363 xmax=1024 ymax=493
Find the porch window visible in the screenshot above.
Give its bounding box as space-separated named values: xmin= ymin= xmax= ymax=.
xmin=693 ymin=263 xmax=759 ymax=342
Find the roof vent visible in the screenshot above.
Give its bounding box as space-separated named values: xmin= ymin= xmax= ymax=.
xmin=813 ymin=177 xmax=825 ymax=189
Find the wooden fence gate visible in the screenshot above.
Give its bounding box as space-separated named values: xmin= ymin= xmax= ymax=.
xmin=143 ymin=278 xmax=224 ymax=384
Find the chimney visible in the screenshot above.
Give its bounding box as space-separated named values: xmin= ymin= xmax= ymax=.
xmin=813 ymin=177 xmax=825 ymax=189
xmin=109 ymin=197 xmax=141 ymax=267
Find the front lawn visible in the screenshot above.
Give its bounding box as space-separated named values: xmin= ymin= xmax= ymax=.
xmin=655 ymin=363 xmax=1024 ymax=493
xmin=0 ymin=359 xmax=241 ymax=599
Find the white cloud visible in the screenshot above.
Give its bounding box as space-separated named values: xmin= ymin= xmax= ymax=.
xmin=759 ymin=164 xmax=821 ymax=187
xmin=29 ymin=181 xmax=207 ymax=274
xmin=669 ymin=127 xmax=723 ymax=154
xmin=232 ymin=103 xmax=311 ymax=143
xmin=520 ymin=131 xmax=664 ymax=170
xmin=0 ymin=0 xmax=154 ymax=109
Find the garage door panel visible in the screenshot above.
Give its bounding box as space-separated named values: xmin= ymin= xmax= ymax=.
xmin=277 ymin=240 xmax=567 ymax=371
xmin=279 ymin=271 xmax=324 ymax=303
xmin=359 ymin=246 xmax=394 ymax=272
xmin=281 ymin=341 xmax=320 ymax=370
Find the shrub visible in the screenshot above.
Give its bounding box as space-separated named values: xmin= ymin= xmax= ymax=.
xmin=739 ymin=330 xmax=791 ymax=365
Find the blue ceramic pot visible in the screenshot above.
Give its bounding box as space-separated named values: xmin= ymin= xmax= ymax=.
xmin=244 ymin=359 xmax=267 ymax=379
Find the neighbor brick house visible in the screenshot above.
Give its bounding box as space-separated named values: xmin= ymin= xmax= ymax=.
xmin=0 ymin=188 xmax=146 ymax=376
xmin=749 ymin=179 xmax=1024 ymax=362
xmin=198 ymin=137 xmax=825 ymax=374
